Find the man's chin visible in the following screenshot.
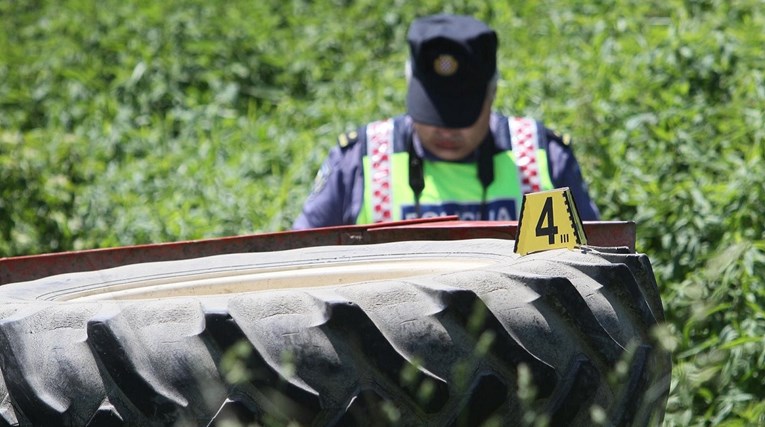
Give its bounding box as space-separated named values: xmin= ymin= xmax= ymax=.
xmin=433 ymin=149 xmax=468 ymax=161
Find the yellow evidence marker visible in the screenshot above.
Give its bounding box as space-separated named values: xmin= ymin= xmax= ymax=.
xmin=514 ymin=187 xmax=588 ymax=255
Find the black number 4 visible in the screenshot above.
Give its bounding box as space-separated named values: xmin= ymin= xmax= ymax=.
xmin=535 ymin=197 xmax=559 ymax=244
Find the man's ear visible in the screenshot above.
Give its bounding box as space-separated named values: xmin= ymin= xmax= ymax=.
xmin=487 ymin=84 xmax=497 ymax=104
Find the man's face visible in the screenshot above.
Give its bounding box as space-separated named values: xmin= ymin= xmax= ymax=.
xmin=413 ymin=94 xmax=493 ymax=161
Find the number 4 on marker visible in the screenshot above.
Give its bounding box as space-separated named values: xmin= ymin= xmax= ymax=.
xmin=535 ymin=197 xmax=558 ymax=244
xmin=514 ymin=187 xmax=588 ymax=255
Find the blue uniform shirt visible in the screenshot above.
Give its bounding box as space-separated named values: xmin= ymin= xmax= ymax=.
xmin=293 ymin=113 xmax=600 ymax=229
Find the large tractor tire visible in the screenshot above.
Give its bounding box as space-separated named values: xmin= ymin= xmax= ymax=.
xmin=0 ymin=239 xmax=670 ymax=426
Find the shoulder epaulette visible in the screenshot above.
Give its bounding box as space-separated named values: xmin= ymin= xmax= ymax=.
xmin=546 ymin=128 xmax=573 ymax=149
xmin=337 ymin=130 xmax=360 ymax=149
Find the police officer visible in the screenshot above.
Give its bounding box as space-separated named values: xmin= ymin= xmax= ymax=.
xmin=293 ymin=14 xmax=599 ymax=229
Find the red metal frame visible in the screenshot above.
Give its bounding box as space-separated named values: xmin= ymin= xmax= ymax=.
xmin=0 ymin=217 xmax=635 ymax=285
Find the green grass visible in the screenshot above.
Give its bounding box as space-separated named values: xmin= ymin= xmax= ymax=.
xmin=1 ymin=0 xmax=764 ymax=424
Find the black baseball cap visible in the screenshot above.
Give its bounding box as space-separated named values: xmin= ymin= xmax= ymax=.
xmin=406 ymin=14 xmax=498 ymax=128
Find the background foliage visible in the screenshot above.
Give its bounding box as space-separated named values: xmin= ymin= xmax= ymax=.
xmin=1 ymin=0 xmax=763 ymax=424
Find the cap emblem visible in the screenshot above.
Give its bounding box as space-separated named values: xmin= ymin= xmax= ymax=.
xmin=433 ymin=54 xmax=459 ymax=76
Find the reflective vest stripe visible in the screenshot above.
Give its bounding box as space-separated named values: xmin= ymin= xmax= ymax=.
xmin=509 ymin=117 xmax=541 ymax=193
xmin=365 ymin=119 xmax=394 ymax=223
xmin=361 ymin=116 xmax=550 ymax=224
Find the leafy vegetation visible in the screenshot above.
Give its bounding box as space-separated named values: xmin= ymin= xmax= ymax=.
xmin=1 ymin=0 xmax=763 ymax=424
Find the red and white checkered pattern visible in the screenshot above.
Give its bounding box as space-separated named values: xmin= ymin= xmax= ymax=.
xmin=510 ymin=117 xmax=541 ymax=194
xmin=366 ymin=119 xmax=394 ymax=223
